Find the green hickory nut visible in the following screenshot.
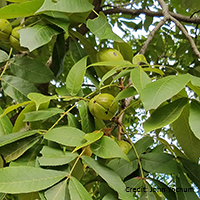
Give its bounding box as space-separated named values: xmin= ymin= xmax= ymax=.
xmin=89 ymin=93 xmax=118 ymax=120
xmin=9 ymin=26 xmax=28 ymax=51
xmin=117 ymin=140 xmax=132 ymax=154
xmin=0 ymin=19 xmax=12 ymax=40
xmin=96 ymin=48 xmax=124 ymax=74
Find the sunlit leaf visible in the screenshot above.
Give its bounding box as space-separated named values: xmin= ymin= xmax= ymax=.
xmin=141 ymin=74 xmax=190 ymax=110
xmin=20 ymin=24 xmax=61 ymax=52
xmin=66 ymin=56 xmax=88 ymax=96
xmin=36 ymin=0 xmax=94 ymax=13
xmin=44 ymin=126 xmax=85 ymax=147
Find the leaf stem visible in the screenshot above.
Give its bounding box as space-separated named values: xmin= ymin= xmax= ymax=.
xmin=0 ymin=47 xmax=13 ymax=78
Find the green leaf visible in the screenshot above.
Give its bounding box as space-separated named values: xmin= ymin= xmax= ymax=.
xmin=77 ymin=100 xmax=95 ymax=133
xmin=44 ymin=126 xmax=85 ymax=147
xmin=68 ymin=176 xmax=92 ymax=200
xmin=0 ymin=130 xmax=41 ymax=147
xmin=27 ymin=93 xmax=57 ymax=111
xmin=141 ymin=153 xmax=178 ymax=174
xmin=66 ymin=56 xmax=88 ymax=96
xmin=139 ymin=182 xmax=157 ymax=200
xmin=178 ymin=157 xmax=200 ymax=189
xmin=150 ymin=178 xmax=176 ymax=200
xmin=107 ymin=158 xmax=138 ymax=179
xmin=0 ymin=107 xmax=13 ymax=136
xmin=45 ymin=180 xmax=70 ymax=200
xmin=176 ymin=171 xmax=199 ymax=200
xmin=113 ymin=87 xmax=136 ymax=103
xmin=10 ymin=57 xmax=55 ymax=84
xmin=51 ymin=33 xmax=66 ymax=77
xmin=172 ymin=105 xmax=200 ymax=163
xmin=143 ymin=67 xmax=164 ymax=76
xmin=24 ymin=108 xmax=64 ymax=122
xmin=189 ymin=100 xmax=200 ymax=140
xmin=90 ymin=136 xmax=130 ymax=162
xmin=0 ymin=134 xmax=41 ymax=162
xmin=82 ymin=156 xmax=135 ymax=200
xmin=0 ymin=166 xmax=67 ymax=194
xmin=141 ymin=74 xmax=191 ymax=110
xmin=42 ymin=12 xmax=70 ymax=33
xmin=113 ymin=41 xmax=133 ymax=62
xmin=36 ymin=0 xmax=93 ymax=13
xmin=132 ymin=54 xmax=148 ymax=65
xmin=0 ymin=101 xmax=31 ymax=119
xmin=10 ymin=143 xmax=42 ymax=167
xmin=86 ymin=12 xmax=122 ymax=42
xmin=38 ymin=146 xmax=78 ymax=166
xmin=2 ymin=75 xmax=39 ymax=103
xmin=102 ymin=192 xmax=119 ymax=200
xmin=73 ymin=131 xmax=104 ymax=152
xmin=0 ymin=0 xmax=43 ymax=19
xmin=67 ymin=112 xmax=81 ymax=129
xmin=143 ymin=98 xmax=188 ymax=133
xmin=20 ymin=24 xmax=61 ymax=52
xmin=135 ymin=136 xmax=154 ymax=156
xmin=0 ymin=50 xmax=8 ymax=63
xmin=125 ymin=178 xmax=143 ymax=193
xmin=130 ymin=67 xmax=151 ymax=94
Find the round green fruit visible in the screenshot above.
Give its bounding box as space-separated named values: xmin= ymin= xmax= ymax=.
xmin=0 ymin=19 xmax=12 ymax=40
xmin=9 ymin=27 xmax=27 ymax=51
xmin=118 ymin=140 xmax=132 ymax=154
xmin=89 ymin=93 xmax=118 ymax=120
xmin=96 ymin=48 xmax=124 ymax=74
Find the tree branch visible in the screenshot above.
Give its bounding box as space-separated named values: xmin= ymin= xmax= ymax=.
xmin=158 ymin=0 xmax=200 ymax=59
xmin=103 ymin=8 xmax=200 ymax=25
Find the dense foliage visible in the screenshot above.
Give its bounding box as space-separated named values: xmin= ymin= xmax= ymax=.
xmin=0 ymin=0 xmax=200 ymax=199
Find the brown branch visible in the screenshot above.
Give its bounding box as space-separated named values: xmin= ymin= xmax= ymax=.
xmin=158 ymin=0 xmax=200 ymax=59
xmin=139 ymin=18 xmax=167 ymax=55
xmin=103 ymin=8 xmax=200 ymax=25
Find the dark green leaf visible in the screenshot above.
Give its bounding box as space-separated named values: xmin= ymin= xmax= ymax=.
xmin=2 ymin=75 xmax=39 ymax=103
xmin=141 ymin=153 xmax=178 ymax=174
xmin=143 ymin=98 xmax=188 ymax=133
xmin=0 ymin=166 xmax=67 ymax=193
xmin=67 ymin=112 xmax=81 ymax=129
xmin=51 ymin=33 xmax=66 ymax=77
xmin=0 ymin=130 xmax=41 ymax=147
xmin=113 ymin=87 xmax=136 ymax=103
xmin=10 ymin=57 xmax=55 ymax=83
xmin=172 ymin=105 xmax=200 ymax=163
xmin=176 ymin=171 xmax=199 ymax=200
xmin=0 ymin=134 xmax=41 ymax=162
xmin=107 ymin=158 xmax=138 ymax=179
xmin=178 ymin=157 xmax=200 ymax=189
xmin=82 ymin=156 xmax=135 ymax=200
xmin=78 ymin=100 xmax=95 ymax=133
xmin=45 ymin=180 xmax=70 ymax=200
xmin=150 ymin=178 xmax=176 ymax=200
